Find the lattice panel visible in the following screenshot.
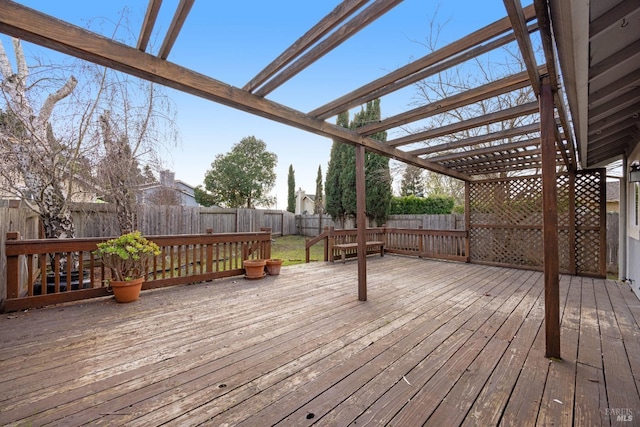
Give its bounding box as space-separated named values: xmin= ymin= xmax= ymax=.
xmin=470 ymin=228 xmax=542 ymax=267
xmin=556 ymin=174 xmax=572 ymax=228
xmin=576 ymin=229 xmax=601 ymax=275
xmin=575 ymin=171 xmax=602 ymax=228
xmin=574 ymin=170 xmax=604 ymax=276
xmin=469 ymin=170 xmax=605 ymax=277
xmin=558 ymin=229 xmax=569 ymax=272
xmin=469 ymin=176 xmax=543 ymax=226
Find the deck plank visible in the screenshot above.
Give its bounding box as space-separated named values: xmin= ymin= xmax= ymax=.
xmin=0 ymin=256 xmax=639 ymax=426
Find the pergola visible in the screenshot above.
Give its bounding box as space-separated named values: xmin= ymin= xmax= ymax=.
xmin=0 ymin=0 xmax=638 ymax=361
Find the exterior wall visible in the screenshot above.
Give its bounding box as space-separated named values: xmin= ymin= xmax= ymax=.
xmin=628 ymin=238 xmax=640 ymax=299
xmin=627 ymin=144 xmax=640 ymax=300
xmin=295 ymin=189 xmax=315 ymax=215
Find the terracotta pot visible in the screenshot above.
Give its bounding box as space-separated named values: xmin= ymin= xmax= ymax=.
xmin=109 ymin=277 xmax=144 ymax=303
xmin=243 ymin=259 xmax=266 ymax=279
xmin=266 ymin=259 xmax=283 ymax=275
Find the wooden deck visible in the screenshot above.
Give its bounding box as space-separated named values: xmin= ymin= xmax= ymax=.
xmin=1 ymin=256 xmax=639 ymax=426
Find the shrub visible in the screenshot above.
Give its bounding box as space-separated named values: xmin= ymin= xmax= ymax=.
xmin=390 ymin=195 xmax=455 ymax=215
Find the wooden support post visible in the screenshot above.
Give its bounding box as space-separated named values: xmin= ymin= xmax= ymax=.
xmin=6 ymin=232 xmax=20 ymax=300
xmin=356 ymin=145 xmax=367 ymax=301
xmin=568 ymin=173 xmax=577 ymax=275
xmin=540 ymin=76 xmax=561 ymax=359
xmin=323 ymin=226 xmax=329 ymax=262
xmin=465 ymin=181 xmax=471 ymax=262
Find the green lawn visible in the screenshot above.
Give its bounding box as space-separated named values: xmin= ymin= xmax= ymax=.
xmin=269 ymin=235 xmax=325 ymax=266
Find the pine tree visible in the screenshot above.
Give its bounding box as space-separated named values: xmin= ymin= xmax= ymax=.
xmin=401 ymin=165 xmax=425 ymax=196
xmin=287 ymin=164 xmax=295 ymax=213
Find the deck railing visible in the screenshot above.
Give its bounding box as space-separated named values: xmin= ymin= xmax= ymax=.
xmin=3 ymin=229 xmax=271 ymax=312
xmin=305 ymin=226 xmax=469 ymax=263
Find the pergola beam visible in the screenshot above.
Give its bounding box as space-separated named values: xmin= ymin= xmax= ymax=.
xmin=534 ymin=0 xmax=576 ymax=171
xmin=157 ymin=0 xmax=194 ymax=60
xmin=410 ymin=123 xmax=540 ymax=156
xmin=357 ymin=69 xmax=536 ymax=136
xmin=253 ymin=0 xmax=402 ymax=97
xmin=244 ymin=0 xmax=369 ymax=93
xmin=387 ymin=101 xmax=539 ymax=148
xmin=503 ymin=0 xmax=540 ymax=94
xmin=137 ymin=0 xmax=163 ymax=52
xmin=431 ymin=138 xmax=539 ymax=162
xmin=309 ymin=4 xmax=537 ymax=120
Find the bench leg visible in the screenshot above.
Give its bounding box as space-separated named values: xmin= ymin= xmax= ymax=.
xmin=380 ymin=246 xmax=384 ymax=257
xmin=342 ymin=250 xmax=346 ymax=264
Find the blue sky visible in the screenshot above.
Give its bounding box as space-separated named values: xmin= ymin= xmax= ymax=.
xmin=5 ymin=1 xmax=509 ymax=208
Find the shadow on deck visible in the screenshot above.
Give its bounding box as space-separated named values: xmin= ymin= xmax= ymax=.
xmin=1 ymin=256 xmax=639 ymax=426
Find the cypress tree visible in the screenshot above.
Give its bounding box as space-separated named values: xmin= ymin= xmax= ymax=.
xmin=325 ymin=111 xmax=349 ymax=222
xmin=314 ymin=165 xmax=324 ymax=214
xmin=363 ymin=99 xmax=391 ymax=225
xmin=286 ymin=164 xmax=295 ymax=213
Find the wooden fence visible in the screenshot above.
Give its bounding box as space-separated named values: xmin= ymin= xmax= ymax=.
xmin=71 ymin=203 xmax=297 ymax=236
xmin=295 ymin=213 xmax=465 ymax=237
xmin=3 ymin=229 xmax=272 ymax=312
xmin=384 ymin=214 xmax=465 ymax=230
xmin=305 ymin=227 xmax=468 ymax=264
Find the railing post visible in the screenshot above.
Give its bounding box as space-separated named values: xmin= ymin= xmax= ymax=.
xmin=6 ymin=232 xmax=20 ymax=299
xmin=205 ymin=228 xmax=213 ymax=272
xmin=328 ymin=226 xmax=335 ymax=262
xmin=323 ymin=226 xmax=329 ymax=262
xmin=260 ymin=227 xmax=272 ymax=259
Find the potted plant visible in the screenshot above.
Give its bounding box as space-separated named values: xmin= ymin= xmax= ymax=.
xmin=265 ymin=258 xmax=283 ymax=275
xmin=243 ymin=258 xmax=266 ymax=279
xmin=93 ymin=231 xmax=161 ymax=303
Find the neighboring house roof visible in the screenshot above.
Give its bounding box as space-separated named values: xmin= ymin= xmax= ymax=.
xmin=135 ymin=170 xmax=200 ymax=206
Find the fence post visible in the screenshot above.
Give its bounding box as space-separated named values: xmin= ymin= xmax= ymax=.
xmin=323 ymin=226 xmax=329 ymax=261
xmin=6 ymin=232 xmax=20 ymax=299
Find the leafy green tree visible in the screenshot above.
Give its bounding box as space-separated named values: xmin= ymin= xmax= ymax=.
xmin=194 ymin=185 xmax=217 ymax=207
xmin=314 ymin=165 xmax=324 ymax=214
xmin=287 ymin=164 xmax=295 ymax=213
xmin=201 ymin=136 xmax=277 ymax=208
xmin=401 ymin=165 xmax=425 ymax=196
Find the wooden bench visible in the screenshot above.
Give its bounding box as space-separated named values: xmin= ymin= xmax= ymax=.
xmin=332 ymin=241 xmax=385 ymax=263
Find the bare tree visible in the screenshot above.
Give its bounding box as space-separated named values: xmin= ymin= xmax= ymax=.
xmin=146 ymin=187 xmax=182 ymax=206
xmin=407 ymin=13 xmax=540 ymax=191
xmin=0 ymin=38 xmax=79 ymax=241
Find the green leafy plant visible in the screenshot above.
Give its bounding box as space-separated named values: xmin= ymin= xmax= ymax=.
xmin=93 ymin=231 xmax=161 ymax=281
